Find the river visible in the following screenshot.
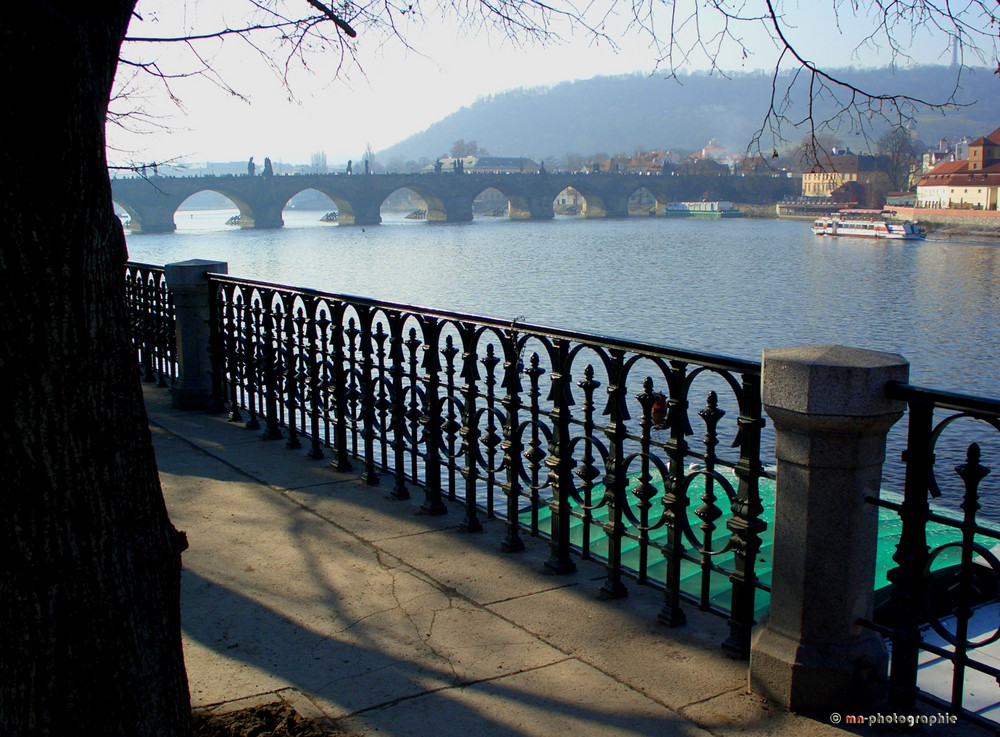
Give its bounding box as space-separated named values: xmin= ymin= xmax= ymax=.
xmin=125 ymin=207 xmax=1000 ymax=518
xmin=126 ymin=208 xmax=999 ymax=394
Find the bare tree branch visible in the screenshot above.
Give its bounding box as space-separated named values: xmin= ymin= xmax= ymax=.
xmin=110 ymin=0 xmax=1000 ymax=166
xmin=304 ymin=0 xmax=357 ymax=36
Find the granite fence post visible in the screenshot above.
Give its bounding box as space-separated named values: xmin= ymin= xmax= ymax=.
xmin=749 ymin=345 xmax=909 ymax=712
xmin=163 ymin=259 xmax=228 ymax=410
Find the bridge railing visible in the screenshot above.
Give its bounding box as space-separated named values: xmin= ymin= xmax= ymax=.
xmin=205 ymin=272 xmax=772 ymax=659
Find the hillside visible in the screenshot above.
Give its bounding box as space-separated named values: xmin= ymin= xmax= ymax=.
xmin=379 ymin=66 xmax=999 ymax=163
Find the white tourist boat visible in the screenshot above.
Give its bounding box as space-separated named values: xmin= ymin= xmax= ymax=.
xmin=812 ymin=209 xmax=924 ymax=240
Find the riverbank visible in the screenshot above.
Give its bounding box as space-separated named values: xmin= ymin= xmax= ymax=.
xmin=891 ymin=205 xmax=1000 ymax=239
xmin=923 ymin=224 xmax=1000 ymax=240
xmin=735 ymin=203 xmax=778 ymax=218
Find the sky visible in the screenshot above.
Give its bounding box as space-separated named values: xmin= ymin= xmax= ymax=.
xmin=106 ymin=1 xmax=978 ymax=168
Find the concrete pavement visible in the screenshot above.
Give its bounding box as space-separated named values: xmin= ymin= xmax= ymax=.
xmin=144 ymin=384 xmax=993 ymax=737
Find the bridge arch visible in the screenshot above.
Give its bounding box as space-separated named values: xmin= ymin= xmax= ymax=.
xmin=275 ymin=184 xmax=355 ymax=225
xmin=560 ymin=180 xmax=630 ymax=219
xmin=378 ymin=184 xmax=450 ymax=222
xmin=111 ymin=183 xmax=262 ymax=232
xmin=472 ymin=187 xmax=509 ymax=218
xmin=467 ymin=183 xmax=523 ymax=219
xmin=278 ymin=186 xmax=348 ymax=225
xmin=177 ymin=190 xmax=256 ymax=229
xmin=626 ymin=185 xmax=661 ymax=216
xmin=113 ymin=199 xmax=141 ymax=229
xmin=469 ymin=180 xmax=555 ymax=220
xmin=554 ymin=187 xmax=584 ymax=216
xmin=109 ymin=190 xmax=178 ymax=233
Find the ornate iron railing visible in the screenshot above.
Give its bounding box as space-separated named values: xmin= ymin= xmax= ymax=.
xmin=126 ymin=262 xmax=1000 ymax=721
xmin=125 ymin=262 xmax=176 ymax=385
xmin=205 ymin=273 xmax=773 ymax=658
xmin=862 ymin=383 xmax=1000 ymax=727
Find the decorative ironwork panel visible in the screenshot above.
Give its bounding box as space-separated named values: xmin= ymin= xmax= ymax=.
xmin=130 ymin=266 xmax=773 ymax=658
xmin=862 ymin=383 xmax=1000 ymax=728
xmin=124 ymin=263 xmax=176 ymax=385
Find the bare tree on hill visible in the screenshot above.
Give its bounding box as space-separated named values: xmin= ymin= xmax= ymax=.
xmin=877 ymin=127 xmax=925 ymax=190
xmin=3 ymin=2 xmax=998 ymax=736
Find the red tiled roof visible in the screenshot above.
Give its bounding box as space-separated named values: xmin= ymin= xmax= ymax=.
xmin=917 ymin=125 xmax=1000 ymax=188
xmin=926 ymin=160 xmax=969 ymax=176
xmin=917 ymin=163 xmax=1000 ymax=188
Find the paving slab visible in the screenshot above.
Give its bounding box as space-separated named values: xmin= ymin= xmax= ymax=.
xmin=157 ymin=432 xmax=569 ymax=716
xmin=487 ymin=579 xmax=748 ymax=713
xmin=337 ymin=658 xmax=714 ymax=737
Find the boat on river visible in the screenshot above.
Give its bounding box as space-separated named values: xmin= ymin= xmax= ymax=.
xmin=664 ymin=201 xmax=742 ymax=218
xmin=812 ymin=209 xmax=924 ymax=240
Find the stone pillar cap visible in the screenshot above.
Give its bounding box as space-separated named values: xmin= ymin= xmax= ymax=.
xmin=164 ymin=259 xmax=229 ymax=287
xmin=762 ymin=344 xmax=908 ymax=417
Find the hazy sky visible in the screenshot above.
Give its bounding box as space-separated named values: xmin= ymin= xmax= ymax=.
xmin=106 ymin=1 xmax=971 ymax=167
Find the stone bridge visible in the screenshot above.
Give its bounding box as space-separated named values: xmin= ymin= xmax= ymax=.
xmin=111 ymin=171 xmax=794 ymax=232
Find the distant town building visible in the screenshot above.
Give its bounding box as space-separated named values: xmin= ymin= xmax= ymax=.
xmin=776 ymin=181 xmax=864 ymax=219
xmin=698 ymin=140 xmax=730 ymax=163
xmin=625 ymin=151 xmax=671 ymax=173
xmin=920 ymin=137 xmax=970 ymax=174
xmin=596 ymin=156 xmax=629 ymax=174
xmin=594 ymin=151 xmax=684 ymax=174
xmin=669 ymin=157 xmax=729 ymax=176
xmin=735 ymin=155 xmax=797 ymax=177
xmin=554 ymin=186 xmax=584 ymax=214
xmin=885 ymin=192 xmax=917 ymax=207
xmin=800 ymin=149 xmax=893 ymax=208
xmin=916 ymin=125 xmax=1000 ymax=210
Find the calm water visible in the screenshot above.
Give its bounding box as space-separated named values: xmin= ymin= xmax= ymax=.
xmin=126 ymin=208 xmax=1000 ymax=519
xmin=127 ymin=208 xmax=1000 ymax=396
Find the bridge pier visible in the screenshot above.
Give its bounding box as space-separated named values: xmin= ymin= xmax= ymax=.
xmin=508 ymin=195 xmax=554 ymax=220
xmin=429 ymin=196 xmax=473 ymax=223
xmin=583 ymin=193 xmax=630 ymax=219
xmin=130 ymin=203 xmax=178 ymax=233
xmin=242 ymin=200 xmax=284 ymax=229
xmin=340 ymin=201 xmax=382 ymax=226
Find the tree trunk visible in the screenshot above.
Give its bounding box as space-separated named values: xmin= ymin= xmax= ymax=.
xmin=1 ymin=5 xmax=192 ymax=735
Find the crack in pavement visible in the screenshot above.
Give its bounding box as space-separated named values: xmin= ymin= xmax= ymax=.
xmin=344 ymin=656 xmax=577 ymax=719
xmin=157 ymin=420 xmax=694 ymax=720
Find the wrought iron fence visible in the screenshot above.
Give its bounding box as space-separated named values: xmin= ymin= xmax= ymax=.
xmin=125 ymin=263 xmax=176 ymax=385
xmin=862 ymin=383 xmax=1000 ymax=727
xmin=125 ymin=262 xmax=1000 ymax=721
xmin=205 ymin=273 xmax=773 ymax=658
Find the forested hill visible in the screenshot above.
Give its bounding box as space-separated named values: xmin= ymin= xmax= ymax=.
xmin=379 ymin=66 xmax=998 ymax=162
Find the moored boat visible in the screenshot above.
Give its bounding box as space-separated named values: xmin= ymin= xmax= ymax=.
xmin=664 ymin=201 xmax=742 ymax=218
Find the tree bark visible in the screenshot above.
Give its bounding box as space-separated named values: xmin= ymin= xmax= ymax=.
xmin=1 ymin=5 xmax=192 ymax=735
